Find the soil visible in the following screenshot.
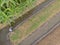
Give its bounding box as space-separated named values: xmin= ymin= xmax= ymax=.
xmin=0 ymin=24 xmax=6 ymax=30
xmin=37 ymin=26 xmax=60 ymax=45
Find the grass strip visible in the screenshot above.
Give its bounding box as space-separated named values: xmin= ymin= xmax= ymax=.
xmin=10 ymin=0 xmax=60 ymax=44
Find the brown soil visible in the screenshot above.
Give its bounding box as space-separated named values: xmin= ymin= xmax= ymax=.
xmin=36 ymin=0 xmax=45 ymax=5
xmin=0 ymin=24 xmax=6 ymax=30
xmin=37 ymin=26 xmax=60 ymax=45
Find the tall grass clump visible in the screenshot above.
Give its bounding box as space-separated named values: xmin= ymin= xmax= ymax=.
xmin=0 ymin=0 xmax=35 ymax=24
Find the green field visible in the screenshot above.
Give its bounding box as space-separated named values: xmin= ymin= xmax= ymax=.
xmin=10 ymin=0 xmax=60 ymax=45
xmin=0 ymin=0 xmax=35 ymax=24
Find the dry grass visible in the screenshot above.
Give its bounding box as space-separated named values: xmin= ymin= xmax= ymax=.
xmin=0 ymin=24 xmax=6 ymax=30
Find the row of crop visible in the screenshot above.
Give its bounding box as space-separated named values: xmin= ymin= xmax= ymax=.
xmin=0 ymin=0 xmax=35 ymax=24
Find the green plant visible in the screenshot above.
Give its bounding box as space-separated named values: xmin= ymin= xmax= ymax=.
xmin=0 ymin=0 xmax=35 ymax=24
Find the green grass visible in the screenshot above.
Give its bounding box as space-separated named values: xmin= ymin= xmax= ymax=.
xmin=26 ymin=15 xmax=49 ymax=34
xmin=0 ymin=0 xmax=35 ymax=24
xmin=10 ymin=0 xmax=60 ymax=44
xmin=10 ymin=30 xmax=21 ymax=41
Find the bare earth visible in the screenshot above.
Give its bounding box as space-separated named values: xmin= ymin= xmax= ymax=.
xmin=0 ymin=24 xmax=6 ymax=30
xmin=37 ymin=26 xmax=60 ymax=45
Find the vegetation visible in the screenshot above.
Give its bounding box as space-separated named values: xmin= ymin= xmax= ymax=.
xmin=0 ymin=0 xmax=35 ymax=24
